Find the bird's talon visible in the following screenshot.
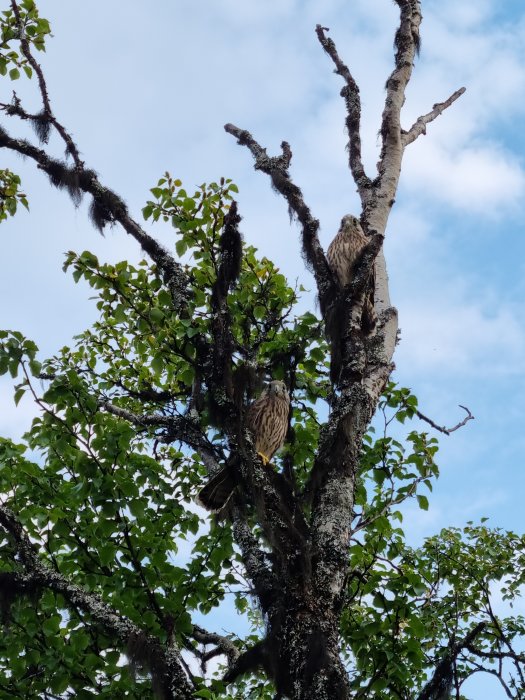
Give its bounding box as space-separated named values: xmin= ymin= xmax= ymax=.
xmin=257 ymin=452 xmax=270 ymax=466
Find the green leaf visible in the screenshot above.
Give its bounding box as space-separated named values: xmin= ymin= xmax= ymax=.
xmin=113 ymin=304 xmax=127 ymax=324
xmin=42 ymin=616 xmax=61 ymax=636
xmin=150 ymin=307 xmax=165 ymax=323
xmin=416 ymin=495 xmax=429 ymax=511
xmin=175 ymin=239 xmax=187 ymax=257
xmin=151 ymin=354 xmax=164 ymax=374
xmin=13 ymin=386 xmax=25 ymax=405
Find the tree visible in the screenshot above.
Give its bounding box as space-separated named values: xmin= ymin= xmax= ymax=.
xmin=0 ymin=1 xmax=524 ymax=699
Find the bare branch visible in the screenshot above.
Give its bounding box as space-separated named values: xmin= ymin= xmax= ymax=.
xmin=465 ymin=643 xmax=525 ymax=664
xmin=224 ymin=123 xmax=334 ymax=312
xmin=0 ymin=504 xmax=194 ymax=700
xmin=378 ymin=0 xmax=422 ymax=176
xmin=101 ymin=401 xmax=171 ymax=428
xmin=412 ymin=403 xmax=474 ymax=436
xmin=101 ymin=401 xmax=222 ymax=473
xmin=315 ymin=25 xmax=371 ymax=200
xmin=403 ymin=87 xmax=466 ymax=146
xmin=315 ymin=24 xmax=371 ymax=198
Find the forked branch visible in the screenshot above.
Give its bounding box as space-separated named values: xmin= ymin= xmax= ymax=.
xmin=191 ymin=625 xmax=240 ymax=667
xmin=416 ymin=623 xmax=486 ymax=700
xmin=413 ymin=403 xmax=474 ymax=435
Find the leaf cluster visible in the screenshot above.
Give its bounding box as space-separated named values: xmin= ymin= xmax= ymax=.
xmin=0 ymin=168 xmax=27 ymax=220
xmin=0 ymin=0 xmax=50 ymax=80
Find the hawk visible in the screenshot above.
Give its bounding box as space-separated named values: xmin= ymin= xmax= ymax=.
xmin=327 ymin=215 xmax=375 ymax=293
xmin=326 ymin=215 xmax=377 ymax=381
xmin=197 ymin=380 xmax=290 ymax=512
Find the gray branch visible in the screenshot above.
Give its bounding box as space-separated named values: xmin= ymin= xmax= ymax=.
xmin=403 ymin=87 xmax=466 ymax=146
xmin=315 ymin=24 xmax=371 ymax=201
xmin=224 ymin=123 xmax=334 ymax=313
xmin=230 ymin=506 xmax=279 ymax=612
xmin=416 ymin=622 xmax=486 ymax=700
xmin=191 ymin=625 xmax=240 ymax=667
xmin=413 ymin=403 xmax=474 ymax=436
xmin=101 ymin=401 xmax=222 ymax=474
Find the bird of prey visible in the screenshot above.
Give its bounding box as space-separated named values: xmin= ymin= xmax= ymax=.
xmin=197 ymin=380 xmax=290 ymax=512
xmin=326 ymin=215 xmax=377 ymax=381
xmin=327 ymin=215 xmax=376 ymax=299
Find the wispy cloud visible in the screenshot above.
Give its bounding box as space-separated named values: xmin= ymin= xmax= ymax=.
xmin=398 ymin=300 xmax=525 ymax=376
xmin=402 ymin=140 xmax=525 ymax=214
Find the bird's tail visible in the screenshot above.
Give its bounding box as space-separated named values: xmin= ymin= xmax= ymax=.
xmin=196 ymin=466 xmax=237 ymax=512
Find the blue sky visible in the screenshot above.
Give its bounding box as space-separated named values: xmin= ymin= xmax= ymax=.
xmin=0 ymin=1 xmax=524 ymax=697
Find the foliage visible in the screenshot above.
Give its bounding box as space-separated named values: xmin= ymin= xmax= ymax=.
xmin=0 ymin=168 xmax=27 ymax=220
xmin=0 ymin=3 xmax=524 ymax=700
xmin=0 ymin=175 xmax=328 ymax=698
xmin=0 ymin=0 xmax=50 ymax=79
xmin=0 ymin=177 xmax=524 ymax=697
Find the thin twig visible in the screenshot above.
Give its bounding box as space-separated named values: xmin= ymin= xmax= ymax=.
xmin=403 ymin=87 xmax=466 ymax=146
xmin=413 ymin=404 xmax=474 ymax=436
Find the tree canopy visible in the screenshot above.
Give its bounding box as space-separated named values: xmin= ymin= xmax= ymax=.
xmin=0 ymin=2 xmax=524 ymax=699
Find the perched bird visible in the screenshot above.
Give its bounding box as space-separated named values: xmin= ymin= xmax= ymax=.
xmin=245 ymin=380 xmax=290 ymax=464
xmin=197 ymin=380 xmax=290 ymax=512
xmin=326 ymin=215 xmax=377 ymax=382
xmin=327 ymin=215 xmax=375 ymax=297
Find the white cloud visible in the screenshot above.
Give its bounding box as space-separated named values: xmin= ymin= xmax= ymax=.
xmin=430 ymin=0 xmax=494 ymax=29
xmin=397 ymin=300 xmax=525 ymax=376
xmin=402 ymin=131 xmax=525 ymax=216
